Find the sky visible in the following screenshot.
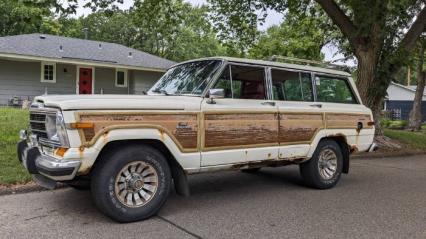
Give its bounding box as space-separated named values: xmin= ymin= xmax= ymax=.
xmin=76 ymin=0 xmax=351 ymax=65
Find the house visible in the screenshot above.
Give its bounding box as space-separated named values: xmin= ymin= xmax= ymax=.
xmin=0 ymin=33 xmax=175 ymax=106
xmin=385 ymin=82 xmax=426 ymax=121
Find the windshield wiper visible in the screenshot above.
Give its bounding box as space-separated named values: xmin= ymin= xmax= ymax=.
xmin=151 ymin=89 xmax=170 ymax=95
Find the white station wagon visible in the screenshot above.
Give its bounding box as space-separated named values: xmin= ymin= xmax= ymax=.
xmin=18 ymin=57 xmax=376 ymax=222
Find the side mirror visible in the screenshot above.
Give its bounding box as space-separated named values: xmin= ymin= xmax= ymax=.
xmin=207 ymin=89 xmax=224 ymax=104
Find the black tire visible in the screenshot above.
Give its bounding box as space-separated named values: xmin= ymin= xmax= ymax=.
xmin=91 ymin=144 xmax=171 ymax=222
xmin=299 ymin=139 xmax=343 ymax=189
xmin=241 ymin=168 xmax=261 ymax=173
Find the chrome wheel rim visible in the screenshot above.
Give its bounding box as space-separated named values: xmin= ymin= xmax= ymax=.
xmin=114 ymin=161 xmax=159 ymax=208
xmin=318 ymin=149 xmax=338 ymax=180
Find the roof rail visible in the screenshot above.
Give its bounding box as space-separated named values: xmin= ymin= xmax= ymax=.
xmin=268 ymin=55 xmax=352 ymax=73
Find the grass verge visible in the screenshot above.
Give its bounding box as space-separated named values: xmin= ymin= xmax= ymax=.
xmin=0 ymin=107 xmax=31 ymax=185
xmin=384 ymin=128 xmax=426 ymax=151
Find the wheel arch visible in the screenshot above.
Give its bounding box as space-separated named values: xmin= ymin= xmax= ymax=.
xmin=91 ymin=139 xmax=190 ymax=196
xmin=321 ymin=136 xmax=350 ymax=174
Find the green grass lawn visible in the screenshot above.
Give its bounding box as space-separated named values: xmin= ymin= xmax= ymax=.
xmin=0 ymin=107 xmax=31 ymax=185
xmin=384 ymin=128 xmax=426 ymax=151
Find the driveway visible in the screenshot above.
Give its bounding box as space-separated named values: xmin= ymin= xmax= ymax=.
xmin=0 ymin=155 xmax=425 ymax=239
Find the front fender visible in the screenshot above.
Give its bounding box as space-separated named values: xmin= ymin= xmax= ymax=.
xmin=72 ymin=128 xmax=201 ymax=175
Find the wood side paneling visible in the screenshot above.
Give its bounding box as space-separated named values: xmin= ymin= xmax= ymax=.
xmin=204 ymin=113 xmax=278 ymax=148
xmin=279 ymin=113 xmax=324 ymax=143
xmin=326 ymin=113 xmax=372 ymax=129
xmin=78 ymin=113 xmax=198 ymax=150
xmin=76 ymin=111 xmax=372 ymax=153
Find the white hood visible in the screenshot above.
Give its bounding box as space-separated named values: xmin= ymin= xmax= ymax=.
xmin=33 ymin=94 xmax=203 ymax=111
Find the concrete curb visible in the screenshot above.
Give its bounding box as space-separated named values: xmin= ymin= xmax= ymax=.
xmin=0 ymin=182 xmax=67 ymax=196
xmin=352 ymin=151 xmax=426 ymax=159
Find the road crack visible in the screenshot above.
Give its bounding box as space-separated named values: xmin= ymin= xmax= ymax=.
xmin=24 ymin=214 xmax=49 ymax=221
xmin=156 ymin=215 xmax=203 ymax=239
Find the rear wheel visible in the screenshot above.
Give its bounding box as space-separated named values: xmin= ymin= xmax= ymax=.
xmin=91 ymin=144 xmax=171 ymax=222
xmin=299 ymin=139 xmax=343 ymax=189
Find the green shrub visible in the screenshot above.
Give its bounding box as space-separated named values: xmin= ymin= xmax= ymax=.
xmin=380 ymin=118 xmax=392 ymax=128
xmin=380 ymin=119 xmax=407 ymax=129
xmin=387 ymin=120 xmax=408 ymax=129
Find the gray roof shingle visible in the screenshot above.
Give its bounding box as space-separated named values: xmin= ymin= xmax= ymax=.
xmin=0 ymin=33 xmax=175 ymax=70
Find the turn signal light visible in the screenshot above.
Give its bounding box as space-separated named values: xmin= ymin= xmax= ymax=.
xmin=70 ymin=122 xmax=94 ymax=129
xmin=55 ymin=147 xmax=68 ymax=157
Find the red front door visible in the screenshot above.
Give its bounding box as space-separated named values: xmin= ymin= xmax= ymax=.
xmin=79 ymin=68 xmax=93 ymax=94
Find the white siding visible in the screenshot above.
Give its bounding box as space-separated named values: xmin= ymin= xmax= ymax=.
xmin=387 ymin=84 xmax=426 ymax=101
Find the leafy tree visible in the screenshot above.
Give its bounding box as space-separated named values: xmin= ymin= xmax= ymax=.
xmin=60 ymin=10 xmax=138 ymax=47
xmin=209 ymin=0 xmax=426 ymax=134
xmin=166 ymin=6 xmax=227 ymax=61
xmin=131 ymin=0 xmax=187 ymax=58
xmin=0 ymin=0 xmax=54 ymax=36
xmin=249 ymin=10 xmax=333 ymax=60
xmin=132 ymin=0 xmax=225 ymax=61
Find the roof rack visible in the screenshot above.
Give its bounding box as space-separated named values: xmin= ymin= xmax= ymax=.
xmin=268 ymin=55 xmax=352 ymax=73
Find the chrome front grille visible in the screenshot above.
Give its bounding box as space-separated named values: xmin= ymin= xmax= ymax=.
xmin=29 ymin=112 xmax=48 ymax=139
xmin=29 ymin=113 xmax=46 ymax=122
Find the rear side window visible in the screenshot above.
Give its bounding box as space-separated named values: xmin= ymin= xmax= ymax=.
xmin=315 ymin=76 xmax=357 ymax=104
xmin=271 ymin=69 xmax=313 ymax=101
xmin=213 ymin=64 xmax=266 ymax=100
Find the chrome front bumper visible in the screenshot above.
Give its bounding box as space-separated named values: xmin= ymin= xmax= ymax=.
xmin=35 ymin=154 xmax=81 ymax=181
xmin=17 ymin=132 xmax=81 ymax=182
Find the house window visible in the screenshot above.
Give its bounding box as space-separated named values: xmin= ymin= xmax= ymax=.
xmin=41 ymin=62 xmax=56 ymax=83
xmin=115 ymin=69 xmax=128 ymax=87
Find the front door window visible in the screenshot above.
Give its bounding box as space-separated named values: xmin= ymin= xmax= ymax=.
xmin=213 ymin=64 xmax=266 ymax=100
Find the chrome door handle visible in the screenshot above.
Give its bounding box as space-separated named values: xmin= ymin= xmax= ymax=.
xmin=261 ymin=101 xmax=276 ymax=106
xmin=310 ymin=104 xmax=322 ymax=108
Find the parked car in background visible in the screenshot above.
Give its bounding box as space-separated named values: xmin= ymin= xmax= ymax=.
xmin=17 ymin=57 xmax=376 ymax=222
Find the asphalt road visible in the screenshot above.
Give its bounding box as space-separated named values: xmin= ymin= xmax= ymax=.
xmin=0 ymin=155 xmax=425 ymax=239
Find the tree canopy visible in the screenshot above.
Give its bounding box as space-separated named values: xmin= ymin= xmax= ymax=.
xmin=249 ymin=10 xmax=333 ymax=60
xmin=209 ymin=0 xmax=426 ymax=133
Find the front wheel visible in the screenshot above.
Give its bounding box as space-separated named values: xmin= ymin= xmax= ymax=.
xmin=299 ymin=139 xmax=343 ymax=189
xmin=91 ymin=145 xmax=171 ymax=222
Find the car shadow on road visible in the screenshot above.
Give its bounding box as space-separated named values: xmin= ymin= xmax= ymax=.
xmin=49 ymin=166 xmax=307 ymax=222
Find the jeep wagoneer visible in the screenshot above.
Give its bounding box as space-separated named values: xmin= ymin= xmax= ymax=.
xmin=17 ymin=57 xmax=376 ymax=222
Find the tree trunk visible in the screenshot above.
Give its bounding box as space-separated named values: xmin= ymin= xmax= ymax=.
xmin=355 ymin=49 xmax=384 ymax=135
xmin=408 ymin=42 xmax=426 ymax=131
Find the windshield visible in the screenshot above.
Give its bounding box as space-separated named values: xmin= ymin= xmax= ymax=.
xmin=149 ymin=60 xmax=222 ymax=96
